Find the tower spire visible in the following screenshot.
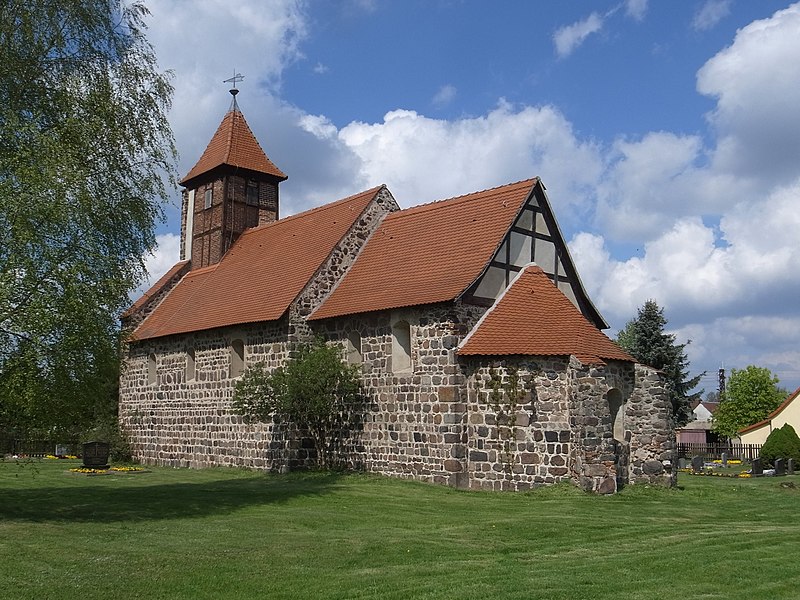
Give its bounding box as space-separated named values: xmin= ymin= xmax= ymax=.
xmin=223 ymin=71 xmax=245 ymax=111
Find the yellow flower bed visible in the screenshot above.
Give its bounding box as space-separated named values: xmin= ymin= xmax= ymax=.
xmin=110 ymin=466 xmax=145 ymax=472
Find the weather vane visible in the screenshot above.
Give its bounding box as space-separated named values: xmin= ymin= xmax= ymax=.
xmin=223 ymin=71 xmax=245 ymax=97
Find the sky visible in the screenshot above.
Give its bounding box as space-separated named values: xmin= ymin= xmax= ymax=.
xmin=139 ymin=0 xmax=800 ymax=395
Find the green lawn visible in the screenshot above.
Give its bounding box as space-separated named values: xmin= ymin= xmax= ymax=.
xmin=1 ymin=459 xmax=798 ymax=600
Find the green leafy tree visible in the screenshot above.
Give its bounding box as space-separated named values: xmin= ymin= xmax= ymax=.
xmin=0 ymin=1 xmax=176 ymax=439
xmin=232 ymin=339 xmax=364 ymax=469
xmin=712 ymin=365 xmax=785 ymax=438
xmin=616 ymin=300 xmax=702 ymax=427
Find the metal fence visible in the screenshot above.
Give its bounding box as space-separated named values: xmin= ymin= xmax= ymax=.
xmin=0 ymin=437 xmax=81 ymax=457
xmin=676 ymin=442 xmax=761 ymax=462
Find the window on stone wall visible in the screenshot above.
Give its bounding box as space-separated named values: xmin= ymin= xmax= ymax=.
xmin=607 ymin=388 xmax=625 ymax=442
xmin=392 ymin=320 xmax=412 ymax=373
xmin=230 ymin=339 xmax=245 ymax=378
xmin=186 ymin=348 xmax=196 ymax=382
xmin=246 ymin=181 xmax=259 ymax=206
xmin=204 ymin=187 xmax=213 ymax=209
xmin=147 ymin=353 xmax=157 ymax=386
xmin=345 ymin=330 xmax=362 ymax=365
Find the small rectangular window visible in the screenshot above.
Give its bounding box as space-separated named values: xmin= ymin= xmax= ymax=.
xmin=392 ymin=321 xmax=412 ymax=373
xmin=204 ymin=188 xmax=213 ymax=209
xmin=230 ymin=339 xmax=245 ymax=378
xmin=246 ymin=182 xmax=259 ymax=206
xmin=186 ymin=348 xmax=196 ymax=382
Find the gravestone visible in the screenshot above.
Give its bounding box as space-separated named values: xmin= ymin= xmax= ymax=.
xmin=691 ymin=455 xmax=705 ymax=473
xmin=678 ymin=457 xmax=688 ymax=469
xmin=788 ymin=458 xmax=795 ymax=475
xmin=775 ymin=458 xmax=786 ymax=476
xmin=55 ymin=444 xmax=68 ymax=456
xmin=721 ymin=452 xmax=728 ymax=467
xmin=751 ymin=458 xmax=763 ymax=476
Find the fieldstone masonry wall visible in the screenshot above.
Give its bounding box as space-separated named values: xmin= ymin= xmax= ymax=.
xmin=626 ymin=364 xmax=675 ymax=487
xmin=290 ymin=187 xmax=399 ymax=342
xmin=121 ymin=292 xmax=675 ymax=493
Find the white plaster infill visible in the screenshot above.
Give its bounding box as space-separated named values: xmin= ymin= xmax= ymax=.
xmin=456 ymin=262 xmax=538 ymax=354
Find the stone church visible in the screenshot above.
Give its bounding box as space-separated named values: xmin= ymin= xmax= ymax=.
xmin=120 ymin=92 xmax=675 ymax=493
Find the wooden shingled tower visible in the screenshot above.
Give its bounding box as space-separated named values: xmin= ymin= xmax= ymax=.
xmin=179 ymin=76 xmax=288 ymax=269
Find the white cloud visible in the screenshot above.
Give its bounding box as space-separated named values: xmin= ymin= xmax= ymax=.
xmin=133 ymin=233 xmax=182 ymax=298
xmin=333 ymin=101 xmax=603 ymax=217
xmin=313 ymin=62 xmax=329 ymax=74
xmin=145 ymin=0 xmax=308 ymax=179
xmin=595 ymin=132 xmax=706 ymax=240
xmin=697 ymin=3 xmax=800 ymax=184
xmin=625 ymin=0 xmax=648 ymax=21
xmin=432 ymin=84 xmax=457 ymax=108
xmin=676 ymin=317 xmax=800 ymax=391
xmin=553 ymin=13 xmax=604 ymax=58
xmin=692 ymin=0 xmax=732 ymax=31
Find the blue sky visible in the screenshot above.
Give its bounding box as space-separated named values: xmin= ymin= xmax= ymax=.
xmin=142 ymin=0 xmax=800 ymax=394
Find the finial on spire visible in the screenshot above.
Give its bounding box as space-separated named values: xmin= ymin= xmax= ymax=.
xmin=223 ymin=71 xmax=245 ymax=110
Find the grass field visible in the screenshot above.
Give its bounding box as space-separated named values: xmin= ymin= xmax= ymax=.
xmin=1 ymin=459 xmax=799 ymax=599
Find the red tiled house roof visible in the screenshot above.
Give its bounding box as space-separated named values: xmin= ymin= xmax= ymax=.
xmin=132 ymin=186 xmax=385 ymax=340
xmin=122 ymin=260 xmax=190 ymax=320
xmin=458 ymin=265 xmax=634 ymax=364
xmin=180 ymin=109 xmax=287 ymax=186
xmin=310 ymin=179 xmax=538 ymax=320
xmin=739 ymin=386 xmax=800 ymax=434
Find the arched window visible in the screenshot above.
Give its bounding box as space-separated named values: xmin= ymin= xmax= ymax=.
xmin=392 ymin=320 xmax=412 ymax=373
xmin=186 ymin=348 xmax=196 ymax=381
xmin=230 ymin=339 xmax=245 ymax=378
xmin=147 ymin=353 xmax=157 ymax=386
xmin=346 ymin=330 xmax=362 ymax=365
xmin=607 ymin=388 xmax=625 ymax=442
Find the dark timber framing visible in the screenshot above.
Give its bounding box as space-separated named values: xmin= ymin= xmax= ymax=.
xmin=462 ymin=180 xmax=607 ymax=329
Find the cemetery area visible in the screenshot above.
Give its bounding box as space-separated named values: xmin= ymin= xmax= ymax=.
xmin=679 ymin=453 xmax=797 ymax=478
xmin=2 ymin=458 xmax=800 ymax=599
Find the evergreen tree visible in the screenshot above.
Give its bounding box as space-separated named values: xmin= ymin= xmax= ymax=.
xmin=617 ymin=300 xmax=702 ymax=426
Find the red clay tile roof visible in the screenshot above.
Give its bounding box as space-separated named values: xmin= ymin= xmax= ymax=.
xmin=180 ymin=109 xmax=287 ymax=186
xmin=310 ymin=179 xmax=538 ymax=320
xmin=131 ymin=186 xmax=384 ymax=340
xmin=457 ymin=265 xmax=634 ymax=364
xmin=122 ymin=260 xmax=190 ymax=319
xmin=738 ymin=386 xmax=800 ymax=434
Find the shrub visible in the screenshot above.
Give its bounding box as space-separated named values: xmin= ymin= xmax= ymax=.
xmin=232 ymin=338 xmax=364 ymax=469
xmin=759 ymin=424 xmax=800 ymax=466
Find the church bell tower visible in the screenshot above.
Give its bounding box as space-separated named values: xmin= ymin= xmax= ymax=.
xmin=179 ymin=75 xmax=287 ymax=269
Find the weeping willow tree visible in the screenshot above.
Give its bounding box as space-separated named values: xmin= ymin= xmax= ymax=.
xmin=0 ymin=1 xmax=177 ymax=439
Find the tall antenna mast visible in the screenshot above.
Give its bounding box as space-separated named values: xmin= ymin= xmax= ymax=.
xmin=223 ymin=71 xmax=245 ymax=111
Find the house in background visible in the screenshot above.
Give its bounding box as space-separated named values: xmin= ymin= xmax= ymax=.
xmin=119 ymin=92 xmax=676 ymax=493
xmin=676 ymin=400 xmax=722 ymax=444
xmin=737 ymin=387 xmax=800 ymax=445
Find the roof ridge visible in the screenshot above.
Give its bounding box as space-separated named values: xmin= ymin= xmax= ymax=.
xmin=390 ymin=178 xmax=537 ymax=219
xmin=239 ymin=185 xmax=385 ymax=238
xmin=223 ymin=110 xmax=234 ymax=164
